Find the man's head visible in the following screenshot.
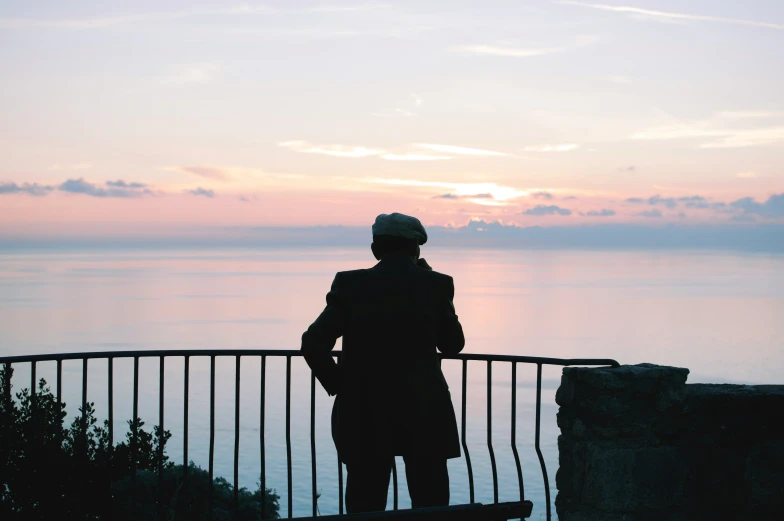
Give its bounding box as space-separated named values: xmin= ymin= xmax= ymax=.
xmin=371 ymin=213 xmax=427 ymax=260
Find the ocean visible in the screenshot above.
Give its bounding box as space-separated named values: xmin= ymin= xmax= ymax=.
xmin=1 ymin=247 xmax=782 ymax=519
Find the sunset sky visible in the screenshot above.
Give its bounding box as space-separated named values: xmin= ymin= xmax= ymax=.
xmin=1 ymin=0 xmax=783 ymax=238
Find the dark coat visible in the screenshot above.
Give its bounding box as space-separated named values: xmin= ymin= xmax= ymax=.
xmin=301 ymin=255 xmax=465 ymax=464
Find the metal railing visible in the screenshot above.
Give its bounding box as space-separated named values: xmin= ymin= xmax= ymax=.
xmin=0 ymin=350 xmax=619 ymax=520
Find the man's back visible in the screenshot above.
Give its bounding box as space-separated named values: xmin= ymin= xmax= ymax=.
xmin=302 ymin=254 xmax=464 ymax=463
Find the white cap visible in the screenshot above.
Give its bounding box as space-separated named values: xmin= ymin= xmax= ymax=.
xmin=372 ymin=213 xmax=428 ymax=245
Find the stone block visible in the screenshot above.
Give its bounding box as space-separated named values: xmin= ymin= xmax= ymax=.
xmin=565 ymin=363 xmax=689 ymax=393
xmin=557 ymin=436 xmax=586 ymax=498
xmin=556 ymin=373 xmax=576 ymax=406
xmin=680 ymin=444 xmax=745 ymax=517
xmin=682 ymin=385 xmax=784 ymax=444
xmin=581 ymin=445 xmax=686 ymax=512
xmin=745 ymin=440 xmax=784 ymax=510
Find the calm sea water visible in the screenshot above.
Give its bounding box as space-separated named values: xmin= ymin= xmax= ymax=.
xmin=1 ymin=247 xmax=782 ymax=519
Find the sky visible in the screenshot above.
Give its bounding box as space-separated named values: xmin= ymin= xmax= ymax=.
xmin=1 ymin=0 xmax=783 ymax=239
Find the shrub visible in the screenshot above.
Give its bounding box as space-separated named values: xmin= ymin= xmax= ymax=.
xmin=0 ymin=364 xmax=280 ymax=520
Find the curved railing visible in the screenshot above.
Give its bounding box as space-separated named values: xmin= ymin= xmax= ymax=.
xmin=0 ymin=350 xmax=619 ymax=520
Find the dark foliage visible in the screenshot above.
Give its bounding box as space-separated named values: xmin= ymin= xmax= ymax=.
xmin=0 ymin=364 xmax=279 ymax=520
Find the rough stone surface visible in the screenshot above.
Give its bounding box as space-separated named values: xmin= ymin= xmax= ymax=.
xmin=745 ymin=441 xmax=784 ymax=510
xmin=556 ymin=364 xmax=784 ymax=521
xmin=582 ymin=445 xmax=686 ymax=511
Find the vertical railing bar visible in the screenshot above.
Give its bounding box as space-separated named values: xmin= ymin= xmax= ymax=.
xmin=535 ymin=363 xmax=551 ymax=521
xmin=285 ymin=355 xmax=293 ymax=518
xmin=183 ymin=355 xmax=189 ymax=481
xmin=3 ymin=362 xmax=10 ymax=402
xmin=108 ymin=359 xmax=114 ymax=448
xmin=487 ymin=360 xmax=498 ymax=504
xmin=81 ymin=359 xmax=88 ymax=434
xmin=54 ymin=356 xmax=62 ymax=514
xmin=107 ymin=358 xmax=114 ymax=520
xmin=336 ymin=353 xmax=344 ymax=515
xmin=3 ymin=363 xmax=11 ymax=459
xmin=209 ymin=355 xmax=216 ymax=521
xmin=80 ymin=359 xmax=88 ymax=518
xmin=234 ymin=355 xmax=241 ymax=515
xmin=510 ymin=362 xmax=524 ymax=513
xmin=158 ymin=356 xmax=165 ymax=519
xmin=30 ymin=361 xmax=37 ymax=464
xmin=310 ymin=369 xmax=317 ymax=517
xmin=461 ymin=359 xmax=475 ymax=503
xmin=392 ymin=460 xmax=398 ymax=510
xmin=131 ymin=356 xmax=139 ymax=515
xmin=30 ymin=361 xmax=37 ymax=414
xmin=260 ymin=356 xmax=267 ymax=520
xmin=56 ymin=359 xmax=62 ymax=405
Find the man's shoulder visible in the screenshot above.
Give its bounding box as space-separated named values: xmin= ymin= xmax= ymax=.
xmin=334 ymin=266 xmax=454 ymax=289
xmin=422 ymin=268 xmax=453 ymax=285
xmin=333 ymin=269 xmax=369 ymax=285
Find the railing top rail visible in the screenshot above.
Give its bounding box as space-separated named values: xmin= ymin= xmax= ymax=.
xmin=0 ymin=348 xmax=619 ymax=367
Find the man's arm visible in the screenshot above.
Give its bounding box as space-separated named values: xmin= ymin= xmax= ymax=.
xmin=436 ymin=275 xmax=465 ymax=355
xmin=301 ymin=274 xmax=345 ymax=396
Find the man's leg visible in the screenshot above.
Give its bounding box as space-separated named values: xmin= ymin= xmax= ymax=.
xmin=403 ymin=454 xmax=449 ymax=508
xmin=345 ymin=456 xmax=393 ymax=513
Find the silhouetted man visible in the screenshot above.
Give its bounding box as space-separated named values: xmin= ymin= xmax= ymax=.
xmin=301 ymin=212 xmax=465 ymax=513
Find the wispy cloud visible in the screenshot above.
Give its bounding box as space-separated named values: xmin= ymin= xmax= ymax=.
xmin=556 ymin=1 xmax=784 ymax=31
xmin=164 ymin=165 xmax=305 ymax=185
xmin=677 ymin=196 xmax=728 ymax=211
xmin=0 ymin=182 xmax=54 ymax=196
xmin=531 ymin=191 xmax=554 ymax=200
xmin=583 ymin=209 xmax=616 ymax=217
xmin=279 ymin=140 xmax=384 ymax=158
xmin=367 ymin=178 xmax=527 ymax=202
xmin=637 ymin=209 xmax=663 ymax=218
xmin=730 ymin=193 xmax=784 ymax=219
xmin=625 ymin=194 xmax=728 ymax=211
xmin=2 ymin=179 xmax=155 ymax=197
xmin=432 ymin=193 xmax=500 ymax=206
xmin=631 ymin=111 xmax=784 ymax=148
xmin=523 ymin=144 xmax=580 ymax=152
xmin=523 ymin=205 xmax=572 ymax=216
xmin=280 ymin=141 xmax=512 ymax=160
xmin=415 ymin=143 xmax=508 ymax=157
xmin=59 ymin=178 xmax=153 ymax=198
xmin=452 ymin=35 xmax=600 ymax=58
xmin=171 ymin=166 xmax=232 ymax=181
xmin=736 ymin=172 xmax=758 ymax=179
xmin=434 ymin=193 xmax=494 ymax=200
xmin=625 ymin=194 xmax=678 ymax=208
xmin=186 ymin=187 xmax=216 ymax=198
xmin=49 ymin=162 xmax=92 ymax=171
xmin=106 ymin=180 xmax=147 ymax=189
xmin=381 ymin=154 xmax=451 ymax=161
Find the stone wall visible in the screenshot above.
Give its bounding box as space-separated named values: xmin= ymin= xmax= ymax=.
xmin=555 ymin=364 xmax=784 ymax=521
